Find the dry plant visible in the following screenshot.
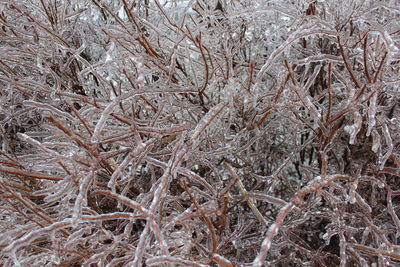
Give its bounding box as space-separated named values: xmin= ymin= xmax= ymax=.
xmin=0 ymin=0 xmax=399 ymax=266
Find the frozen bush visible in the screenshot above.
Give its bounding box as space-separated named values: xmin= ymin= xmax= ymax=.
xmin=0 ymin=0 xmax=399 ymax=266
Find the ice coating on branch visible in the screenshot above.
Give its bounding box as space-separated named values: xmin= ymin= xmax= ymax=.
xmin=383 ymin=30 xmax=399 ymax=60
xmin=304 ymin=95 xmax=321 ymax=120
xmin=72 ymin=172 xmax=93 ymax=221
xmin=91 ymin=101 xmax=119 ymax=143
xmin=107 ymin=139 xmax=154 ymax=191
xmin=355 ymin=192 xmax=372 ymax=214
xmin=223 ymin=78 xmax=239 ymax=107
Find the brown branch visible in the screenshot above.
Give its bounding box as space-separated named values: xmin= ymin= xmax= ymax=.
xmin=180 ymin=177 xmax=218 ymax=254
xmin=337 ymin=36 xmax=361 ymax=89
xmin=363 ymin=34 xmax=372 ymax=83
xmin=0 ymin=167 xmax=63 ymax=181
xmin=373 ymin=51 xmax=387 ymax=83
xmin=349 ymin=244 xmax=400 ymax=260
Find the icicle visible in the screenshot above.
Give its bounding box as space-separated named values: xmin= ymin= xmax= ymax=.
xmin=371 ymin=129 xmax=381 ymax=153
xmin=348 ymin=180 xmax=358 ymax=204
xmin=367 ymin=91 xmax=377 ymax=136
xmin=380 ymin=123 xmax=393 ymax=169
xmin=344 ymin=110 xmax=362 ymax=144
xmin=105 ymin=41 xmax=115 ymax=63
